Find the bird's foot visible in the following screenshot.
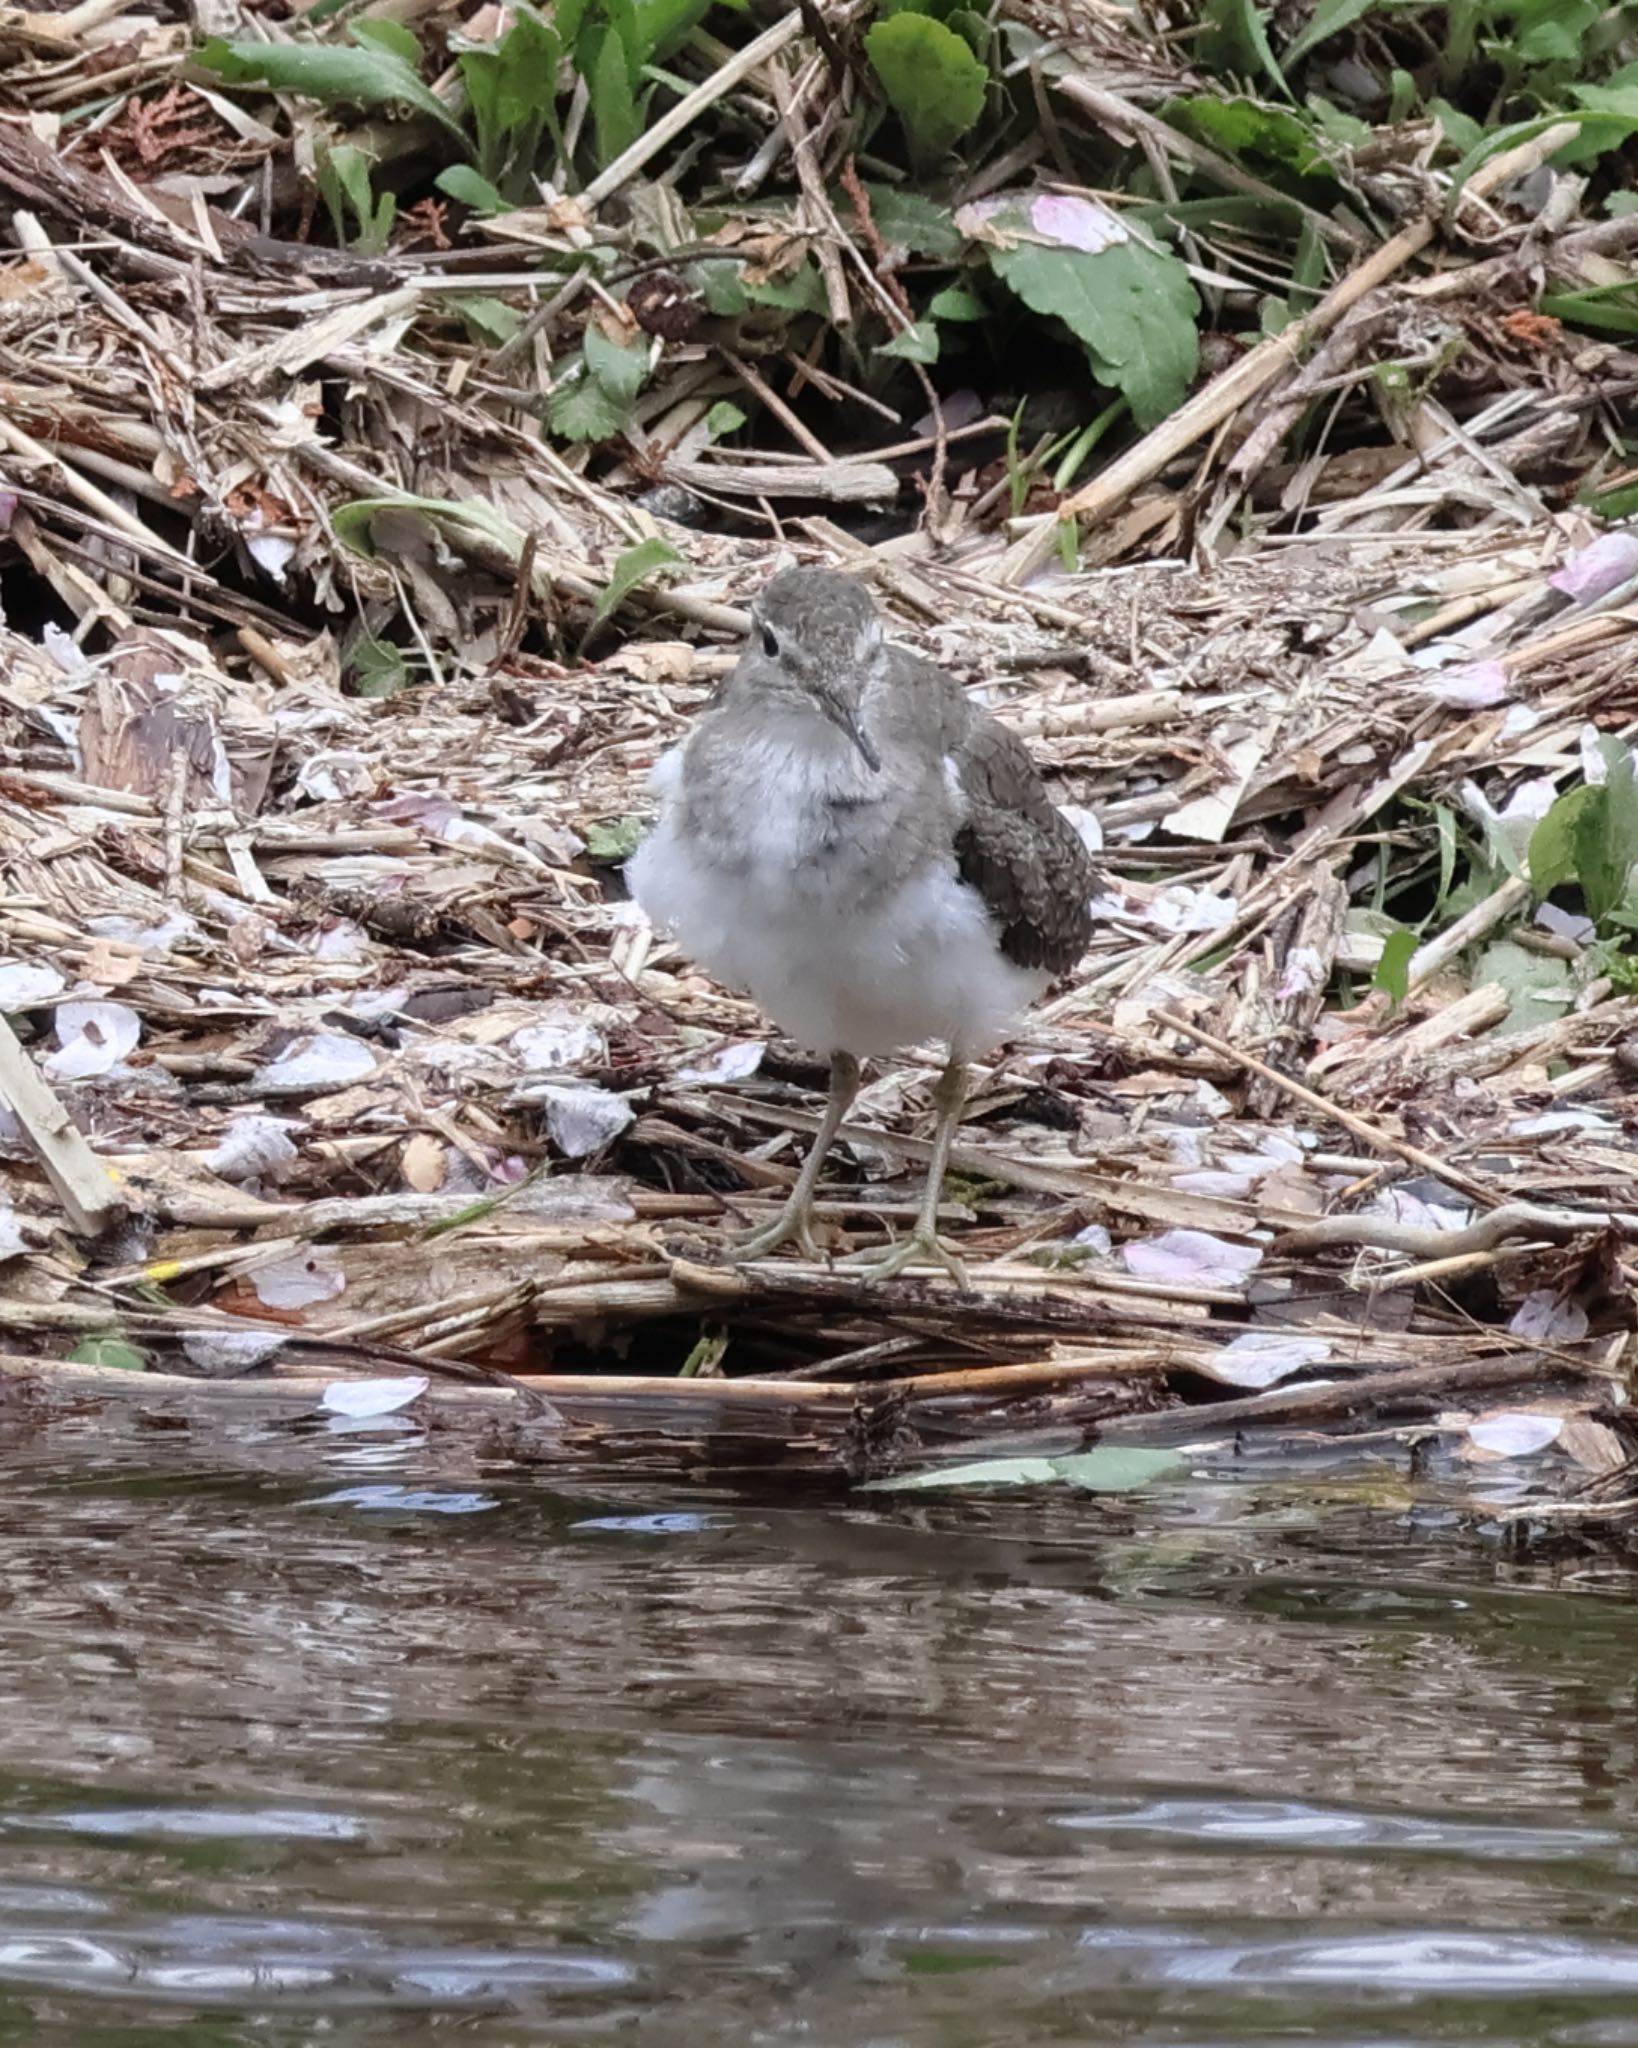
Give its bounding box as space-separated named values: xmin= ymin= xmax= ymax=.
xmin=727 ymin=1204 xmax=823 ymax=1264
xmin=842 ymin=1228 xmax=970 ymax=1289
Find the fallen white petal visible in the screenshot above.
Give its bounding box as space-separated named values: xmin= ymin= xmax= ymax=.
xmin=1208 ymin=1332 xmax=1333 ymax=1388
xmin=540 ymin=1084 xmax=634 ymax=1159
xmin=207 ymin=1114 xmax=300 ymax=1184
xmin=677 ymin=1039 xmax=765 ymax=1084
xmin=0 ymin=962 xmax=66 ymax=1006
xmin=1549 ymin=529 xmax=1638 ymax=603
xmin=252 ymin=1252 xmax=346 ymax=1309
xmin=512 ymin=1013 xmax=602 ymax=1072
xmin=322 ymin=1375 xmax=429 ymax=1418
xmin=43 ymin=1000 xmax=141 ymax=1081
xmin=255 ymin=1032 xmax=378 ymax=1091
xmin=182 ymin=1328 xmax=287 ymax=1372
xmin=1508 ymin=1290 xmax=1590 ymax=1344
xmin=1123 ymin=1229 xmax=1263 ymax=1288
xmin=1468 ymin=1412 xmax=1563 ymax=1457
xmin=1419 ymin=661 xmax=1512 ymax=707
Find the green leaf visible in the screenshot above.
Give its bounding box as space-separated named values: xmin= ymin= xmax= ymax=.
xmin=987 ymin=235 xmax=1200 ymax=430
xmin=1373 ymin=926 xmax=1417 ymax=1006
xmin=928 ymin=282 xmax=986 ymax=319
xmin=1529 ymin=783 xmax=1600 ymax=896
xmin=68 ymin=1335 xmax=148 ymax=1372
xmin=197 ymin=35 xmax=467 ymax=142
xmin=1199 ymin=0 xmax=1289 ymax=95
xmin=1541 ymin=286 xmax=1638 ymax=335
xmin=456 ymin=6 xmax=562 ymax=185
xmin=1473 ymin=938 xmax=1576 ymax=1035
xmin=591 ymin=537 xmax=682 ymax=624
xmin=1282 ymin=0 xmax=1379 ymax=65
xmin=1427 ymin=96 xmax=1484 ymax=152
xmin=862 ymin=1445 xmax=1186 ymax=1494
xmin=453 ymin=294 xmax=521 ymax=343
xmin=633 ymin=0 xmax=713 ymax=63
xmin=548 ymin=371 xmax=631 ymax=442
xmin=588 ymin=21 xmax=641 ymax=166
xmin=583 ymin=320 xmax=651 ymax=403
xmin=691 ymin=258 xmax=749 ymax=315
xmin=854 ymin=184 xmax=963 ymax=259
xmin=743 ymin=263 xmax=827 ymax=313
xmin=1165 ymin=95 xmax=1334 ymax=181
xmin=877 ymin=318 xmax=940 ymax=362
xmin=436 ymin=163 xmax=508 ymax=213
xmin=583 ymin=814 xmax=646 ymax=861
xmin=1579 ymin=743 xmax=1638 ymax=925
xmin=350 ymin=16 xmax=422 ymax=64
xmin=864 ymin=13 xmax=990 ymax=169
xmin=705 ymin=399 xmax=747 ymax=437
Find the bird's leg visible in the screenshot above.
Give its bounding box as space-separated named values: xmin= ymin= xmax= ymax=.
xmin=846 ymin=1055 xmax=971 ymax=1286
xmin=730 ymin=1051 xmax=860 ymax=1262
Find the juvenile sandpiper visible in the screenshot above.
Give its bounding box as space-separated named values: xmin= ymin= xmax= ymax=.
xmin=628 ymin=565 xmax=1095 ymax=1282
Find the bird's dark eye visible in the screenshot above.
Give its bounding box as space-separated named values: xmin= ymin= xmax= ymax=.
xmin=760 ymin=625 xmax=780 ymax=660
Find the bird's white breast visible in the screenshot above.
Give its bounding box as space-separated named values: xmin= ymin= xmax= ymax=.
xmin=628 ymin=731 xmax=1043 ymax=1060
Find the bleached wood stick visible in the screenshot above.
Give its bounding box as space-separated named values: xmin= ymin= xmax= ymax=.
xmin=0 ymin=1017 xmax=124 ymax=1236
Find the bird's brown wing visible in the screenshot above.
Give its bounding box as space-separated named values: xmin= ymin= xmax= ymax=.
xmin=951 ymin=710 xmax=1097 ymax=977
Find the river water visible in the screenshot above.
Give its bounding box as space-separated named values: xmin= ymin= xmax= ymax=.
xmin=0 ymin=1410 xmax=1633 ymax=2045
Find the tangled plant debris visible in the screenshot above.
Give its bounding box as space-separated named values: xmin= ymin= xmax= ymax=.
xmin=0 ymin=0 xmax=1636 ymax=1525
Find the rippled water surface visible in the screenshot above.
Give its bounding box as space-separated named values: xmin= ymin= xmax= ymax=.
xmin=0 ymin=1411 xmax=1633 ymax=2045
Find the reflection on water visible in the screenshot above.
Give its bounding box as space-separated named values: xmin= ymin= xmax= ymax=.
xmin=0 ymin=1411 xmax=1631 ymax=2044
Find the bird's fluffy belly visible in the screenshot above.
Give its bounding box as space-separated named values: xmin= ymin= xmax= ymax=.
xmin=630 ymin=818 xmax=1044 ymax=1059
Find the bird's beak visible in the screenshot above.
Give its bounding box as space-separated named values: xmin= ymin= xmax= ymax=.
xmin=823 ymin=694 xmax=880 ymax=772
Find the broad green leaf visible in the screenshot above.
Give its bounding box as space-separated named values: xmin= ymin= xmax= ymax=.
xmin=197 ymin=35 xmax=467 ymax=142
xmin=705 ymin=399 xmax=746 ymax=437
xmin=854 ymin=184 xmax=963 ymax=259
xmin=350 ymin=16 xmax=422 ymax=64
xmin=1047 ymin=1448 xmax=1189 ymax=1492
xmin=1529 ymin=783 xmax=1599 ymax=895
xmin=1199 ymin=0 xmax=1288 ymax=96
xmin=1428 ymin=96 xmax=1484 ymax=152
xmin=877 ymin=318 xmax=940 ymax=362
xmin=1165 ymin=95 xmax=1334 ymax=181
xmin=1578 ymin=743 xmax=1638 ymax=924
xmin=1473 ymin=939 xmax=1576 ymax=1036
xmin=591 ymin=537 xmax=682 ymax=623
xmin=863 ymin=1445 xmax=1186 ymax=1494
xmin=743 ymin=263 xmax=828 ymax=313
xmin=347 ymin=628 xmax=411 ymax=697
xmin=634 ymin=0 xmax=714 ymax=63
xmin=1283 ymin=0 xmax=1379 ymax=65
xmin=68 ymin=1336 xmax=148 ymax=1372
xmin=588 ymin=21 xmax=641 ymax=165
xmin=436 ymin=164 xmax=508 ymax=213
xmin=548 ymin=371 xmax=632 ymax=441
xmin=453 ymin=295 xmax=521 ymax=343
xmin=987 ymin=235 xmax=1200 ymax=430
xmin=583 ymin=321 xmax=651 ymax=404
xmin=1373 ymin=927 xmax=1417 ymax=1006
xmin=1302 ymin=92 xmax=1369 ymax=144
xmin=864 ymin=13 xmax=989 ymax=169
xmin=583 ymin=814 xmax=646 ymax=860
xmin=928 ymin=283 xmax=986 ymax=319
xmin=691 ymin=259 xmax=748 ymax=315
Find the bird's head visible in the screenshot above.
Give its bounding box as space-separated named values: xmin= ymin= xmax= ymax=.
xmin=741 ymin=567 xmax=886 ymax=772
